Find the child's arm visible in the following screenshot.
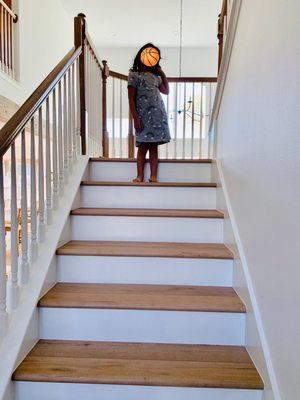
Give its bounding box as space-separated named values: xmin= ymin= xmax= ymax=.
xmin=156 ymin=67 xmax=169 ymax=95
xmin=128 ymin=87 xmax=142 ymax=133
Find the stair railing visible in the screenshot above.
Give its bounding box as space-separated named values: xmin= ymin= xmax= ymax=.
xmin=0 ymin=0 xmax=18 ymax=78
xmin=104 ymin=71 xmax=217 ymax=159
xmin=0 ymin=14 xmax=104 ymax=339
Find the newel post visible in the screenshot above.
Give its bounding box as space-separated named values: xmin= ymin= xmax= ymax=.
xmin=102 ymin=60 xmax=109 ymax=158
xmin=74 ymin=13 xmax=87 ymax=155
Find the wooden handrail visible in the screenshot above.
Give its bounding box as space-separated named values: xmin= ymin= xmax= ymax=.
xmin=0 ymin=47 xmax=81 ymax=157
xmin=86 ymin=32 xmax=103 ymax=70
xmin=0 ymin=0 xmax=18 ymax=22
xmin=109 ymin=70 xmax=127 ymax=80
xmin=109 ymin=70 xmax=217 ymax=83
xmin=167 ymin=77 xmax=217 ymax=83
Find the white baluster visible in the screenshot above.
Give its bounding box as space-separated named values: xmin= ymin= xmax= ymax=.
xmin=4 ymin=9 xmax=7 ymax=74
xmin=67 ymin=68 xmax=73 ymax=171
xmin=52 ymin=89 xmax=59 ymax=209
xmin=119 ymin=79 xmax=123 ymax=158
xmin=57 ymin=81 xmax=64 ymax=195
xmin=63 ymin=74 xmax=69 ymax=181
xmin=29 ymin=118 xmax=38 ymax=262
xmin=174 ymin=83 xmax=178 ymax=159
xmin=45 ymin=98 xmax=52 ymax=225
xmin=86 ymin=48 xmax=90 ymax=155
xmin=7 ymin=143 xmax=19 ymax=309
xmin=76 ymin=58 xmax=81 ymax=154
xmin=19 ymin=129 xmax=29 ymax=285
xmin=0 ymin=157 xmax=8 ymax=337
xmin=191 ymin=83 xmax=195 ymax=159
xmin=71 ymin=64 xmax=77 ymax=161
xmin=182 ymin=82 xmax=186 ymax=159
xmin=38 ymin=107 xmax=45 ymax=242
xmin=11 ymin=12 xmax=15 ymax=78
xmin=166 ymin=93 xmax=170 ymax=159
xmin=112 ymin=77 xmax=115 ymax=157
xmin=0 ymin=6 xmax=4 ymax=73
xmin=199 ymin=82 xmax=203 ymax=158
xmin=7 ymin=13 xmax=11 ymax=76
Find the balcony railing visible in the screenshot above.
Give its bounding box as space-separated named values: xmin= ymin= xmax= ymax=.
xmin=0 ymin=0 xmax=18 ymax=78
xmin=103 ymin=70 xmax=217 ymax=159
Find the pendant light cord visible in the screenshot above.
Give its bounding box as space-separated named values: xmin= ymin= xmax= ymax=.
xmin=179 ymin=0 xmax=183 ymax=77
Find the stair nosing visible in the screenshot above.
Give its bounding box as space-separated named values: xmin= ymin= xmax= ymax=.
xmin=81 ymin=180 xmax=217 ymax=188
xmin=89 ymin=157 xmax=213 ymax=164
xmin=56 ymin=240 xmax=234 ymax=260
xmin=70 ymin=208 xmax=224 ymax=219
xmin=37 ymin=283 xmax=246 ymax=313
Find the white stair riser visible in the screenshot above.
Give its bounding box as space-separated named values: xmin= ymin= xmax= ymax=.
xmin=39 ymin=308 xmax=245 ymax=346
xmin=81 ymin=186 xmax=216 ymax=209
xmin=15 ymin=382 xmax=263 ymax=400
xmin=57 ymin=256 xmax=233 ymax=287
xmin=70 ymin=216 xmax=223 ymax=243
xmin=89 ymin=162 xmax=212 ymax=183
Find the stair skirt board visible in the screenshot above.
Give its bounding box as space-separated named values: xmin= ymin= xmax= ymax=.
xmin=39 ymin=308 xmax=245 ymax=345
xmin=70 ymin=215 xmax=223 ymax=243
xmin=80 ymin=186 xmax=216 ymax=209
xmin=57 ymin=256 xmax=233 ymax=286
xmin=15 ymin=382 xmax=263 ymax=400
xmin=89 ymin=161 xmax=212 ymax=183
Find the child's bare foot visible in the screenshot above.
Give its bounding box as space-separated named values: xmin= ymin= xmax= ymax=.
xmin=133 ymin=176 xmax=144 ymax=183
xmin=149 ymin=176 xmax=158 ymax=183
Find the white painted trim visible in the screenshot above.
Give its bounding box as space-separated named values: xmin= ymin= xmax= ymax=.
xmin=0 ymin=68 xmax=20 ymax=87
xmin=216 ymin=159 xmax=281 ymax=400
xmin=209 ymin=0 xmax=242 ymax=133
xmin=0 ymin=156 xmax=89 ymax=400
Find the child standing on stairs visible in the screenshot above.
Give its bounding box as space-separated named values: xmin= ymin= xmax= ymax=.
xmin=128 ymin=43 xmax=171 ymax=183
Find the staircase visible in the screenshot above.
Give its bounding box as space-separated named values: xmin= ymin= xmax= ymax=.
xmin=12 ymin=158 xmax=263 ymax=400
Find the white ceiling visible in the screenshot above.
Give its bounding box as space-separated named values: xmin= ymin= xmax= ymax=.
xmin=61 ymin=0 xmax=222 ymax=48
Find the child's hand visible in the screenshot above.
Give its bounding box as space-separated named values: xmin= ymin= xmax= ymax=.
xmin=134 ymin=117 xmax=142 ymax=133
xmin=155 ymin=66 xmax=164 ymax=76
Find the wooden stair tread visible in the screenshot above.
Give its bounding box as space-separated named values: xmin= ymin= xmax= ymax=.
xmin=56 ymin=241 xmax=233 ymax=259
xmin=81 ymin=180 xmax=217 ymax=187
xmin=90 ymin=157 xmax=212 ymax=164
xmin=70 ymin=208 xmax=224 ymax=219
xmin=13 ymin=340 xmax=263 ymax=389
xmin=38 ymin=283 xmax=245 ymax=312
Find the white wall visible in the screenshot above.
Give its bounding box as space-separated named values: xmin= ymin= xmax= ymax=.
xmin=0 ymin=0 xmax=73 ymax=105
xmin=216 ymin=1 xmax=300 ymax=399
xmin=99 ymin=46 xmax=218 ymax=77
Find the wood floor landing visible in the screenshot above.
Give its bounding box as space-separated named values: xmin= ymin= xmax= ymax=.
xmin=70 ymin=208 xmax=224 ymax=219
xmin=13 ymin=340 xmax=264 ymax=389
xmin=81 ymin=180 xmax=217 ymax=187
xmin=89 ymin=157 xmax=213 ymax=163
xmin=38 ymin=283 xmax=245 ymax=313
xmin=56 ymin=241 xmax=234 ymax=259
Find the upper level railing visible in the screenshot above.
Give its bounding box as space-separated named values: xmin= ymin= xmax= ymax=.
xmin=0 ymin=0 xmax=18 ymax=78
xmin=0 ymin=14 xmax=103 ymax=338
xmin=104 ymin=70 xmax=217 ymax=159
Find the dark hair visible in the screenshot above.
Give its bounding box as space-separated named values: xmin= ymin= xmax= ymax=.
xmin=132 ymin=43 xmax=161 ymax=72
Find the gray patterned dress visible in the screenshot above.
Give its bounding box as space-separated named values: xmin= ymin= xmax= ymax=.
xmin=128 ymin=71 xmax=171 ymax=147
